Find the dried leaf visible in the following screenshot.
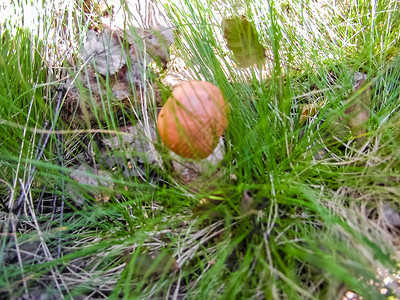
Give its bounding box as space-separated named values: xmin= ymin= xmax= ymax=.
xmin=70 ymin=164 xmax=113 ymax=188
xmin=299 ymin=100 xmax=326 ymax=124
xmin=383 ymin=203 xmax=400 ymax=228
xmin=82 ymin=29 xmax=127 ymax=76
xmin=192 ymin=197 xmax=223 ymax=219
xmin=100 ymin=123 xmax=158 ymax=165
xmin=171 ymin=137 xmax=225 ymax=184
xmin=324 ymin=72 xmax=371 ymax=147
xmin=240 ymin=190 xmax=255 ymax=214
xmin=79 ymin=0 xmax=108 ymax=15
xmin=344 ymin=72 xmax=371 ymax=146
xmin=222 ymin=16 xmax=266 ymax=68
xmin=69 ymin=163 xmax=114 ymax=203
xmin=112 ymin=82 xmax=131 ymax=100
xmin=140 ymin=27 xmax=174 ymax=67
xmin=106 ymin=0 xmax=174 ymax=66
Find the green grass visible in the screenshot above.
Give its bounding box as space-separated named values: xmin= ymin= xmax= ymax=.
xmin=1 ymin=0 xmax=400 ymax=299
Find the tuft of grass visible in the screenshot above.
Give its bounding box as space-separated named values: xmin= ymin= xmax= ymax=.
xmin=1 ymin=0 xmax=400 ymax=299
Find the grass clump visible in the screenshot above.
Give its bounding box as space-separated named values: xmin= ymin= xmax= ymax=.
xmin=1 ymin=0 xmax=400 ymax=299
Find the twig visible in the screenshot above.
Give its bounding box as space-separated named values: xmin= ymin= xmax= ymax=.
xmin=56 ymin=129 xmax=65 ymax=259
xmin=8 ymin=95 xmax=35 ymax=211
xmin=12 ymin=87 xmax=66 ymax=213
xmin=0 ymin=119 xmax=136 ymax=136
xmin=35 ymin=185 xmax=47 ymax=214
xmin=292 ymin=85 xmax=342 ymax=101
xmin=10 ymin=215 xmax=29 ymax=296
xmin=172 ymin=269 xmax=182 ymax=300
xmin=20 ymin=179 xmax=67 ymax=298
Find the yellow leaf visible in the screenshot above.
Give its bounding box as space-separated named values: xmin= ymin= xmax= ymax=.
xmin=299 ymin=100 xmax=326 ymax=124
xmin=222 ymin=16 xmax=266 ymax=68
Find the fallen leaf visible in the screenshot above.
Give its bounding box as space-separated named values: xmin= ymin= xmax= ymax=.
xmin=100 ymin=123 xmax=158 ymax=165
xmin=323 ymin=72 xmax=371 ymax=147
xmin=171 ymin=137 xmax=225 ymax=184
xmin=78 ymin=0 xmax=108 ymax=15
xmin=240 ymin=190 xmax=255 ymax=214
xmin=383 ymin=203 xmax=400 ymax=228
xmin=88 ymin=123 xmax=163 ymax=181
xmin=192 ymin=197 xmax=223 ymax=219
xmin=112 ymin=82 xmax=131 ymax=100
xmin=299 ymin=100 xmax=326 ymax=124
xmin=69 ymin=163 xmax=114 ymax=203
xmin=69 ymin=164 xmax=110 ymax=187
xmin=139 ymin=27 xmax=174 ymax=67
xmin=344 ymin=72 xmax=371 ymax=146
xmin=82 ymin=29 xmax=127 ymax=76
xmin=222 ymin=16 xmax=266 ymax=68
xmin=106 ymin=1 xmax=175 ymax=67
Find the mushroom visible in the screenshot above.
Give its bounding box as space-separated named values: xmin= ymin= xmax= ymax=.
xmin=157 ymin=81 xmax=229 ymax=159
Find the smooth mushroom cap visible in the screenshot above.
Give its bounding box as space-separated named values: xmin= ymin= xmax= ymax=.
xmin=157 ymin=80 xmax=229 ymax=159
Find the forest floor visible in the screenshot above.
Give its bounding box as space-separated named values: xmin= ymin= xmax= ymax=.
xmin=1 ymin=0 xmax=400 ymax=299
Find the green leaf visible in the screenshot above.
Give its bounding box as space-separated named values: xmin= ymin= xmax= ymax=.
xmin=222 ymin=16 xmax=266 ymax=68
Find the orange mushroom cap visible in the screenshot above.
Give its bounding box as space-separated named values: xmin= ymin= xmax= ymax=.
xmin=157 ymin=81 xmax=229 ymax=159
